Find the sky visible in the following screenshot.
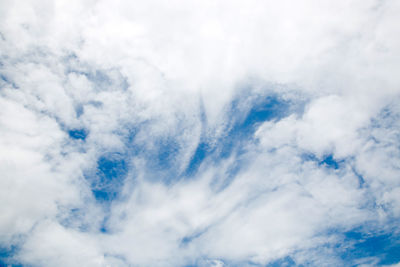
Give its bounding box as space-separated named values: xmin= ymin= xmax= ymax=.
xmin=0 ymin=0 xmax=400 ymax=266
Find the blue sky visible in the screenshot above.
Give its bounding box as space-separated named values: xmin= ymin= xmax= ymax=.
xmin=1 ymin=0 xmax=400 ymax=266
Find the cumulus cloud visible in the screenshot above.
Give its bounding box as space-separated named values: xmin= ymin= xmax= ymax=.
xmin=0 ymin=0 xmax=400 ymax=266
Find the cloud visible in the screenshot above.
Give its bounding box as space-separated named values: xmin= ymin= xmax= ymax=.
xmin=1 ymin=0 xmax=400 ymax=266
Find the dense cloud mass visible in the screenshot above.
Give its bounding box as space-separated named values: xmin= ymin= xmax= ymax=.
xmin=1 ymin=0 xmax=400 ymax=266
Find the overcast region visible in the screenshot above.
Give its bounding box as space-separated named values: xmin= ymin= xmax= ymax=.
xmin=1 ymin=0 xmax=400 ymax=266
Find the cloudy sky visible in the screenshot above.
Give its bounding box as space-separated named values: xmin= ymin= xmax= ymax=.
xmin=1 ymin=0 xmax=400 ymax=266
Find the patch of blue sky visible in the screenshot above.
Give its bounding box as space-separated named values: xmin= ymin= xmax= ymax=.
xmin=68 ymin=128 xmax=87 ymax=140
xmin=0 ymin=245 xmax=22 ymax=267
xmin=182 ymin=100 xmax=209 ymax=176
xmin=153 ymin=138 xmax=181 ymax=171
xmin=232 ymin=94 xmax=291 ymax=132
xmin=89 ymin=152 xmax=128 ymax=202
xmin=215 ymin=230 xmax=400 ymax=266
xmin=219 ymin=94 xmax=292 ymax=155
xmin=339 ymin=230 xmax=400 ymax=266
xmin=319 ymin=154 xmax=341 ymax=169
xmin=301 ymin=153 xmax=344 ymax=170
xmin=184 ymin=141 xmax=210 ymax=176
xmin=184 ymin=93 xmax=295 ymax=178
